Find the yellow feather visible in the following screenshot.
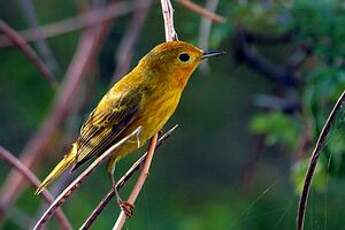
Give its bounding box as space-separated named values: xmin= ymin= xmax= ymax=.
xmin=36 ymin=41 xmax=222 ymax=192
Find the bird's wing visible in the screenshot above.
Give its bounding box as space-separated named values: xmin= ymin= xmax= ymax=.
xmin=71 ymin=88 xmax=144 ymax=171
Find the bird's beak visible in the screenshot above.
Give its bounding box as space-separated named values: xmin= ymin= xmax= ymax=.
xmin=201 ymin=51 xmax=226 ymax=60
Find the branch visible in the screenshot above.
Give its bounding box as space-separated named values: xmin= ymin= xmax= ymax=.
xmin=0 ymin=1 xmax=133 ymax=48
xmin=198 ymin=0 xmax=220 ymax=73
xmin=198 ymin=0 xmax=220 ymax=49
xmin=79 ymin=125 xmax=178 ymax=229
xmin=32 ymin=127 xmax=142 ymax=230
xmin=112 ymin=0 xmax=152 ymax=82
xmin=177 ymin=0 xmax=225 ymax=23
xmin=0 ymin=146 xmax=71 ymax=229
xmin=160 ymin=0 xmax=178 ymax=41
xmin=0 ymin=17 xmax=112 ymax=214
xmin=297 ymin=89 xmax=345 ymax=230
xmin=113 ymin=134 xmax=158 ymax=230
xmin=19 ymin=0 xmax=60 ymax=74
xmin=0 ymin=20 xmax=57 ymax=88
xmin=232 ymin=27 xmax=299 ymax=87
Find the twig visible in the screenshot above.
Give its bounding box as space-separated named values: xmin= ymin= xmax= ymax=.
xmin=113 ymin=134 xmax=158 ymax=230
xmin=297 ymin=89 xmax=345 ymax=230
xmin=198 ymin=0 xmax=220 ymax=49
xmin=112 ymin=0 xmax=152 ymax=82
xmin=232 ymin=27 xmax=299 ymax=87
xmin=32 ymin=127 xmax=142 ymax=230
xmin=0 ymin=1 xmax=133 ymax=48
xmin=79 ymin=125 xmax=178 ymax=229
xmin=0 ymin=146 xmax=71 ymax=229
xmin=160 ymin=0 xmax=178 ymax=41
xmin=0 ymin=20 xmax=57 ymax=87
xmin=19 ymin=0 xmax=60 ymax=74
xmin=177 ymin=0 xmax=225 ymax=23
xmin=0 ymin=20 xmax=111 ymax=215
xmin=198 ymin=0 xmax=220 ymax=73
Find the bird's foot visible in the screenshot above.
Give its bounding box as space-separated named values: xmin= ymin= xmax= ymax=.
xmin=118 ymin=200 xmax=135 ymax=218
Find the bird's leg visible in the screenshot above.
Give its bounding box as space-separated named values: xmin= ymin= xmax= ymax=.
xmin=107 ymin=161 xmax=134 ymax=218
xmin=136 ymin=127 xmax=142 ymax=148
xmin=158 ymin=129 xmax=164 ymax=136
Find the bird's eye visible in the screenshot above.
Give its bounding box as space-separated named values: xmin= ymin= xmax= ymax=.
xmin=178 ymin=53 xmax=190 ymax=62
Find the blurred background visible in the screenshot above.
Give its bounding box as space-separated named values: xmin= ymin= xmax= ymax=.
xmin=1 ymin=0 xmax=345 ymax=229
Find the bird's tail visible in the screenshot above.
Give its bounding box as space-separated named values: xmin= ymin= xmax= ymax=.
xmin=35 ymin=145 xmax=77 ymax=195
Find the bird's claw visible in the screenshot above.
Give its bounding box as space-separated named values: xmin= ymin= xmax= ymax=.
xmin=119 ymin=201 xmax=135 ymax=218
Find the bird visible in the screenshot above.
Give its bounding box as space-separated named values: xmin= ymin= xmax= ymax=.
xmin=35 ymin=40 xmax=224 ymax=215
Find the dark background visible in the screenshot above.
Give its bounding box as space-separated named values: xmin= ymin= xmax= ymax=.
xmin=1 ymin=0 xmax=345 ymax=229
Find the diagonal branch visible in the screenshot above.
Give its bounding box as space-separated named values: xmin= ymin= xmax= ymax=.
xmin=32 ymin=127 xmax=142 ymax=230
xmin=0 ymin=18 xmax=112 ymax=216
xmin=112 ymin=0 xmax=152 ymax=82
xmin=232 ymin=27 xmax=300 ymax=87
xmin=113 ymin=134 xmax=158 ymax=230
xmin=177 ymin=0 xmax=225 ymax=23
xmin=0 ymin=20 xmax=57 ymax=87
xmin=19 ymin=0 xmax=60 ymax=74
xmin=0 ymin=146 xmax=71 ymax=229
xmin=79 ymin=125 xmax=178 ymax=230
xmin=297 ymin=89 xmax=345 ymax=230
xmin=0 ymin=1 xmax=133 ymax=48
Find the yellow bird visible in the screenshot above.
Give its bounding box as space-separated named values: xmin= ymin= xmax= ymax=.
xmin=36 ymin=41 xmax=224 ymax=212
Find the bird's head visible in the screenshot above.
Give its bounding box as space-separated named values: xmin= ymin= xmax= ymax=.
xmin=138 ymin=41 xmax=224 ymax=88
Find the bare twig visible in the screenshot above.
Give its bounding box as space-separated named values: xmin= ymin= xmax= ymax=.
xmin=0 ymin=146 xmax=71 ymax=229
xmin=0 ymin=20 xmax=111 ymax=215
xmin=0 ymin=20 xmax=57 ymax=87
xmin=198 ymin=0 xmax=220 ymax=49
xmin=160 ymin=0 xmax=178 ymax=41
xmin=32 ymin=127 xmax=142 ymax=230
xmin=198 ymin=0 xmax=220 ymax=73
xmin=113 ymin=134 xmax=158 ymax=230
xmin=112 ymin=0 xmax=152 ymax=82
xmin=177 ymin=0 xmax=225 ymax=23
xmin=0 ymin=1 xmax=133 ymax=48
xmin=19 ymin=0 xmax=60 ymax=74
xmin=297 ymin=89 xmax=345 ymax=230
xmin=79 ymin=125 xmax=178 ymax=229
xmin=232 ymin=27 xmax=299 ymax=87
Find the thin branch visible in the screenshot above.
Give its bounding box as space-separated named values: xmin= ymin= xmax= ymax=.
xmin=0 ymin=146 xmax=71 ymax=229
xmin=198 ymin=0 xmax=220 ymax=73
xmin=297 ymin=89 xmax=345 ymax=230
xmin=177 ymin=0 xmax=225 ymax=23
xmin=160 ymin=0 xmax=178 ymax=41
xmin=0 ymin=1 xmax=133 ymax=48
xmin=32 ymin=127 xmax=142 ymax=230
xmin=0 ymin=20 xmax=57 ymax=88
xmin=0 ymin=19 xmax=112 ymax=214
xmin=112 ymin=0 xmax=152 ymax=82
xmin=113 ymin=134 xmax=158 ymax=230
xmin=232 ymin=27 xmax=299 ymax=87
xmin=79 ymin=125 xmax=178 ymax=229
xmin=19 ymin=0 xmax=60 ymax=74
xmin=198 ymin=0 xmax=220 ymax=49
